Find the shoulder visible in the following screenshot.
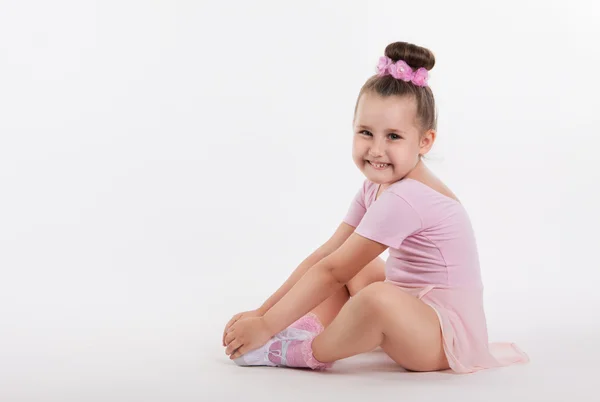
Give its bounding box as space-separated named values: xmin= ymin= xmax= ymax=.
xmin=362 ymin=178 xmax=377 ymax=192
xmin=385 ymin=178 xmax=427 ymax=204
xmin=387 ymin=178 xmax=458 ymax=204
xmin=357 ymin=178 xmax=378 ymax=202
xmin=385 ymin=178 xmax=465 ymax=222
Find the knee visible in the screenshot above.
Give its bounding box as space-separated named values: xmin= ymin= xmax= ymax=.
xmin=352 ymin=282 xmax=392 ymax=312
xmin=345 ymin=258 xmax=385 ymax=297
xmin=345 ymin=279 xmax=361 ymax=297
xmin=346 ymin=273 xmax=377 ymax=297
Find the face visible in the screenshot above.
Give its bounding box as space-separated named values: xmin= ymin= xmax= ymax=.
xmin=352 ymin=92 xmax=435 ymax=185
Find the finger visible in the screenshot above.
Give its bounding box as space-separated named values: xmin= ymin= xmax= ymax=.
xmin=224 ymin=330 xmax=236 ymax=346
xmin=222 ymin=314 xmax=241 ymax=345
xmin=222 ymin=324 xmax=230 ymax=346
xmin=230 ymin=344 xmax=250 ymax=360
xmin=225 ymin=314 xmax=241 ymax=332
xmin=226 ymin=339 xmax=243 ymax=356
xmin=223 ymin=315 xmax=239 ymax=335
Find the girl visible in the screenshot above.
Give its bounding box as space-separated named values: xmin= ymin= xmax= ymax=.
xmin=222 ymin=41 xmax=529 ymax=373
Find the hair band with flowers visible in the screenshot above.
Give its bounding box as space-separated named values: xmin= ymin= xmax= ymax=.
xmin=376 ymin=56 xmax=429 ymax=87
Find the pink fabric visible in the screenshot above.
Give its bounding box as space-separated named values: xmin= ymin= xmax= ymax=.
xmin=301 ymin=337 xmax=332 ymax=370
xmin=343 ymin=178 xmax=529 ymax=373
xmin=268 ymin=337 xmax=332 ymax=370
xmin=289 ymin=313 xmax=324 ymax=335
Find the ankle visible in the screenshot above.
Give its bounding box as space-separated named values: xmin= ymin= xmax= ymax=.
xmin=301 ymin=337 xmax=333 ymax=370
xmin=290 ymin=313 xmax=325 ymax=334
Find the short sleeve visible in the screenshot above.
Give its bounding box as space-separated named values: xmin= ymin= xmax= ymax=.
xmin=354 ymin=191 xmax=422 ymax=249
xmin=342 ymin=180 xmax=368 ymax=228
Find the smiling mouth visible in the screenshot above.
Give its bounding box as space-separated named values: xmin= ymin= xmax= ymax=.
xmin=367 ymin=161 xmax=391 ymax=169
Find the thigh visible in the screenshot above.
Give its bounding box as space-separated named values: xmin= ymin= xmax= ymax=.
xmin=346 ymin=256 xmax=386 ymax=297
xmin=363 ymin=282 xmax=449 ymax=372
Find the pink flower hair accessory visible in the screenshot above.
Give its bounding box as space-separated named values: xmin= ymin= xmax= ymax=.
xmin=375 ymin=56 xmax=429 ymax=87
xmin=376 ymin=56 xmax=393 ymax=77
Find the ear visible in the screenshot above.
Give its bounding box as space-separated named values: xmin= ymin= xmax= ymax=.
xmin=419 ymin=129 xmax=436 ymax=156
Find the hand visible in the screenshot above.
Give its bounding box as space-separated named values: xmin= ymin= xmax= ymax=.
xmin=224 ymin=316 xmax=273 ymax=360
xmin=222 ymin=309 xmax=263 ymax=346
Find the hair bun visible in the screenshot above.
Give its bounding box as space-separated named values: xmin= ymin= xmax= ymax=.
xmin=384 ymin=42 xmax=435 ymax=71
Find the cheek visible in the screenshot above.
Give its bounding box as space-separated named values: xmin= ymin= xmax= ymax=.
xmin=351 ymin=140 xmax=365 ymax=157
xmin=352 ymin=150 xmax=365 ymax=165
xmin=401 ymin=141 xmax=421 ymax=155
xmin=389 ymin=145 xmax=418 ymax=165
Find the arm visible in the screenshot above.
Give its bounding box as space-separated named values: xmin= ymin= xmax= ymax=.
xmin=262 ymin=232 xmax=388 ymax=335
xmin=222 ymin=222 xmax=357 ymax=346
xmin=257 ymin=222 xmax=356 ymax=314
xmin=225 ymin=190 xmax=420 ymax=359
xmin=257 ymin=179 xmax=367 ymax=314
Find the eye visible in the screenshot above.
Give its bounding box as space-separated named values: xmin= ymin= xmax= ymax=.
xmin=358 ymin=130 xmax=402 ymax=140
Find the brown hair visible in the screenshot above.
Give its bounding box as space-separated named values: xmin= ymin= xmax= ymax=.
xmin=353 ymin=42 xmax=437 ymax=135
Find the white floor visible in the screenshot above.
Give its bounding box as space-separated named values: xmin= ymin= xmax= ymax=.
xmin=2 ymin=249 xmax=598 ymax=402
xmin=3 ymin=312 xmax=596 ymax=402
xmin=2 ymin=267 xmax=598 ymax=402
xmin=204 ymin=329 xmax=596 ymax=402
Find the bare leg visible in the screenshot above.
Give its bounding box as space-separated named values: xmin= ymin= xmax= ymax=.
xmin=308 ymin=256 xmax=385 ymax=327
xmin=311 ymin=282 xmax=450 ymax=372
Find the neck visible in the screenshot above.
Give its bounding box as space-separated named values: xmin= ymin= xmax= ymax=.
xmin=406 ymin=158 xmax=428 ymax=179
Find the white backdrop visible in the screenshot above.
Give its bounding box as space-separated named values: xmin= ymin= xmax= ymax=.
xmin=1 ymin=1 xmax=598 ymax=401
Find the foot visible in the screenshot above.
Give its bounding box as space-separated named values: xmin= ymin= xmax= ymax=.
xmin=233 ymin=327 xmax=314 ymax=367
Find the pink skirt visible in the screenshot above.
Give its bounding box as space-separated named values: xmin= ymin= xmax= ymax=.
xmin=387 ymin=281 xmax=530 ymax=374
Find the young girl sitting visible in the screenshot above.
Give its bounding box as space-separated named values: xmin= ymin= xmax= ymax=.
xmin=222 ymin=41 xmax=529 ymax=373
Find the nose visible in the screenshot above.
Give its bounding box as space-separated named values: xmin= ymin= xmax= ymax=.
xmin=368 ymin=137 xmax=386 ymax=157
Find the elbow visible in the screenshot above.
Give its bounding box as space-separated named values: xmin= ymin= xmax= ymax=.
xmin=321 ymin=258 xmax=348 ymax=286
